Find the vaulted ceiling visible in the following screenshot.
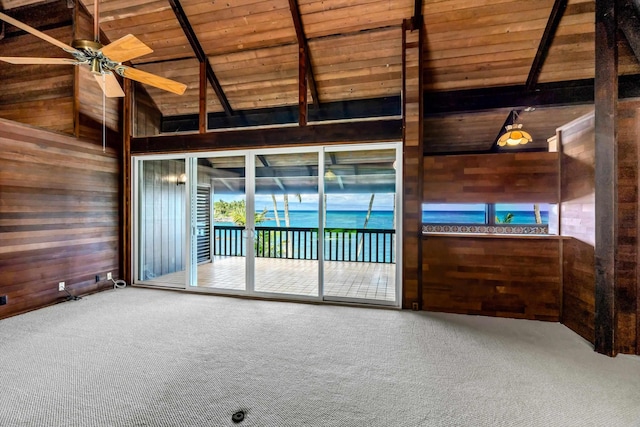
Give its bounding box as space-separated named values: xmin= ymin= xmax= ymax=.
xmin=1 ymin=0 xmax=639 ymax=153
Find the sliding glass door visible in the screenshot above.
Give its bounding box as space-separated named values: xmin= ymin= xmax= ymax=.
xmin=136 ymin=158 xmax=187 ymax=288
xmin=191 ymin=155 xmax=247 ymax=291
xmin=133 ymin=143 xmax=401 ymax=307
xmin=322 ymin=146 xmax=400 ymax=304
xmin=253 ymin=151 xmax=319 ymax=297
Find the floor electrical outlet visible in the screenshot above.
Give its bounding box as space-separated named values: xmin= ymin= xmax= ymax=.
xmin=58 ymin=282 xmax=65 ymax=291
xmin=0 ymin=295 xmax=7 ymax=305
xmin=107 ymin=272 xmax=112 ymax=280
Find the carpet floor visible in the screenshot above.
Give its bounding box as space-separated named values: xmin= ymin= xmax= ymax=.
xmin=1 ymin=287 xmax=639 ymax=427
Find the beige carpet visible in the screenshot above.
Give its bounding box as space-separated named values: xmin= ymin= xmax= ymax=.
xmin=0 ymin=287 xmax=639 ymax=426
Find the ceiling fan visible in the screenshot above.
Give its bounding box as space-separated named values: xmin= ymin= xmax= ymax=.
xmin=0 ymin=2 xmax=186 ymax=98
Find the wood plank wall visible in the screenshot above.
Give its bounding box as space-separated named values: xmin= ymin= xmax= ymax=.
xmin=133 ymin=84 xmax=162 ymax=137
xmin=422 ymin=236 xmax=561 ymax=321
xmin=402 ymin=22 xmax=423 ymax=309
xmin=422 ymin=151 xmax=561 ymax=320
xmin=0 ymin=25 xmax=75 ymax=134
xmin=423 ymin=152 xmax=560 ymax=203
xmin=139 ymin=160 xmax=186 ymax=280
xmin=559 ymin=112 xmax=596 ymax=344
xmin=616 ymin=100 xmax=640 ymax=355
xmin=0 ymin=118 xmax=120 ymax=319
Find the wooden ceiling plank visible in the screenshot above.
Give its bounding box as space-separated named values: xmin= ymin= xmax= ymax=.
xmin=526 ymin=0 xmax=568 ymax=90
xmin=167 ymin=0 xmax=233 ymax=115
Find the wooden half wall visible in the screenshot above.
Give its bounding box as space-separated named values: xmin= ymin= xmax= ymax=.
xmin=559 ymin=112 xmax=596 ymax=345
xmin=0 ymin=118 xmax=120 ymax=319
xmin=422 ymin=151 xmax=562 ymax=321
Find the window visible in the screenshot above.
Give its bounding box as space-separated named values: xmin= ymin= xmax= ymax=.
xmin=422 ymin=203 xmax=486 ymax=224
xmin=422 ymin=203 xmax=553 ymax=235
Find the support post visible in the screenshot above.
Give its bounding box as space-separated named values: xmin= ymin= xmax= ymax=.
xmin=121 ymin=78 xmax=133 ymax=284
xmin=594 ymin=0 xmax=618 ymax=356
xmin=402 ymin=19 xmax=424 ymax=309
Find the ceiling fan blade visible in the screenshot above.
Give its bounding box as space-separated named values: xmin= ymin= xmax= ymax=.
xmin=117 ymin=66 xmax=187 ymax=95
xmin=94 ymin=73 xmax=125 ymax=98
xmin=0 ymin=56 xmax=76 ymax=65
xmin=0 ymin=12 xmax=78 ymax=53
xmin=100 ymin=34 xmax=153 ymax=63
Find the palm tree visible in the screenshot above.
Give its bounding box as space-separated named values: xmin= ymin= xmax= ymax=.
xmin=533 ymin=204 xmax=542 ymax=224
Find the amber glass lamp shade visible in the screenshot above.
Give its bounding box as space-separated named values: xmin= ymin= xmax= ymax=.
xmin=497 ymin=124 xmax=533 ymax=147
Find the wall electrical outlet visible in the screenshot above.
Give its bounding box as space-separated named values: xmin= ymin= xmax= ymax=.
xmin=58 ymin=282 xmax=65 ymax=291
xmin=107 ymin=272 xmax=112 ymax=280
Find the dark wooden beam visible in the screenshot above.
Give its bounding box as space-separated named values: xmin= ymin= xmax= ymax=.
xmin=288 ymin=0 xmax=319 ymax=107
xmin=490 ymin=110 xmax=518 ymax=153
xmin=161 ymin=96 xmax=401 ymax=132
xmin=132 ymin=119 xmax=402 ymax=154
xmin=425 ymin=75 xmax=640 ymax=115
xmin=168 ymin=0 xmax=233 ymax=116
xmin=526 ymin=0 xmax=568 ymax=90
xmin=412 ymin=0 xmax=423 ymax=30
xmin=618 ymin=0 xmax=640 ymax=63
xmin=299 ymin=45 xmax=308 ymax=126
xmin=199 ymin=61 xmax=206 ymax=134
xmin=594 ymin=0 xmax=618 ymax=357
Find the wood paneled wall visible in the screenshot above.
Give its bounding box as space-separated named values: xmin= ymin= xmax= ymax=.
xmin=559 ymin=112 xmax=596 ymax=344
xmin=0 ymin=24 xmax=75 ymax=134
xmin=402 ymin=22 xmax=423 ymax=309
xmin=422 ymin=151 xmax=561 ymax=320
xmin=616 ymin=100 xmax=640 ymax=355
xmin=0 ymin=118 xmax=120 ymax=319
xmin=422 ymin=236 xmax=561 ymax=320
xmin=423 ymin=152 xmax=560 ymax=203
xmin=139 ymin=160 xmax=186 ymax=280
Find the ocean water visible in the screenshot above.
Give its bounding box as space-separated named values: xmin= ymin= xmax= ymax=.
xmin=422 ymin=210 xmax=549 ymax=225
xmin=215 ymin=209 xmax=548 ymax=228
xmin=216 ymin=210 xmax=396 ymax=229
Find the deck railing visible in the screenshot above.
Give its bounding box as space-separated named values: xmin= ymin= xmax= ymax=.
xmin=213 ymin=225 xmax=395 ymax=263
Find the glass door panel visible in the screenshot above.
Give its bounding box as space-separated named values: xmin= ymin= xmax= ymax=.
xmin=323 ymin=147 xmax=398 ymax=303
xmin=254 ymin=152 xmax=319 ymax=297
xmin=138 ymin=158 xmax=187 ymax=288
xmin=191 ymin=155 xmax=247 ymax=291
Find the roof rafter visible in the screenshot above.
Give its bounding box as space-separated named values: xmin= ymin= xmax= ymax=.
xmin=526 ymin=0 xmax=568 ymax=90
xmin=167 ymin=0 xmax=233 ymax=116
xmin=618 ymin=0 xmax=640 ymax=64
xmin=288 ymin=0 xmax=319 ymax=108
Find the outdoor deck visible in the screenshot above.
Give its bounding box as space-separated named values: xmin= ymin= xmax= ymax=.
xmin=145 ymin=256 xmax=396 ymax=302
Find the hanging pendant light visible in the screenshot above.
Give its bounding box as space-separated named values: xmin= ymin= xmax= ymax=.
xmin=497 ymin=123 xmax=533 ymax=147
xmin=497 ymin=111 xmax=533 ymax=147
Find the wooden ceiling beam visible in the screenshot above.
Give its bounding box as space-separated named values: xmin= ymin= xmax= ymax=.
xmin=162 ymin=96 xmax=401 ymax=133
xmin=490 ymin=110 xmax=518 ymax=153
xmin=618 ymin=0 xmax=640 ymax=64
xmin=288 ymin=0 xmax=319 ymax=108
xmin=425 ymin=75 xmax=640 ymax=115
xmin=131 ymin=119 xmax=402 ymax=154
xmin=526 ymin=0 xmax=568 ymax=90
xmin=168 ymin=0 xmax=233 ymax=116
xmin=412 ymin=0 xmax=423 ymax=31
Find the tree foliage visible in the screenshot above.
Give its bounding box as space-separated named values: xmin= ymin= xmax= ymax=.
xmin=214 ymin=199 xmax=267 ymax=226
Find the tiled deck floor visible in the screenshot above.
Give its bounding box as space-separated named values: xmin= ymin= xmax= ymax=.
xmin=146 ymin=256 xmax=396 ymax=302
